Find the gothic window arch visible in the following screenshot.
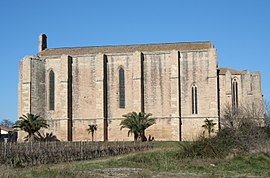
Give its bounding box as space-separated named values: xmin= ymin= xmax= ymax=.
xmin=191 ymin=84 xmax=198 ymax=114
xmin=49 ymin=70 xmax=55 ymax=110
xmin=119 ymin=67 xmax=125 ymax=108
xmin=232 ymin=78 xmax=238 ymax=110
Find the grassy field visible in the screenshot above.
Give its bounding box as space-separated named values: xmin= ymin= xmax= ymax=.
xmin=1 ymin=141 xmax=270 ymax=178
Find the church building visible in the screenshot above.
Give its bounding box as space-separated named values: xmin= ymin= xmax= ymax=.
xmin=18 ymin=34 xmax=263 ymax=141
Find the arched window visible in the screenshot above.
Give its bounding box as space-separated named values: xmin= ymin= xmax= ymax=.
xmin=191 ymin=84 xmax=198 ymax=114
xmin=49 ymin=70 xmax=55 ymax=110
xmin=232 ymin=78 xmax=238 ymax=110
xmin=119 ymin=67 xmax=125 ymax=108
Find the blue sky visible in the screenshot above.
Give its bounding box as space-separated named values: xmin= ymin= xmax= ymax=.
xmin=0 ymin=0 xmax=269 ymax=122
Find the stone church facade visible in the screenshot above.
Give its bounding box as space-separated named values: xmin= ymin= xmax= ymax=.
xmin=18 ymin=34 xmax=263 ymax=141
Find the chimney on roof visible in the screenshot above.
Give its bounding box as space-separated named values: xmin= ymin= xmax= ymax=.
xmin=38 ymin=34 xmax=47 ymax=52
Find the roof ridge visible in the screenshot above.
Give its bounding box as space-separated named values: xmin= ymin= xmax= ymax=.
xmin=38 ymin=41 xmax=212 ymax=56
xmin=43 ymin=41 xmax=212 ymax=50
xmin=218 ymin=67 xmax=245 ymax=75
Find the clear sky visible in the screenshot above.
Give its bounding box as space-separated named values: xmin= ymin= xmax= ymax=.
xmin=0 ymin=0 xmax=269 ymax=122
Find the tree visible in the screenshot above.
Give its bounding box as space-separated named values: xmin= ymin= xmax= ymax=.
xmin=220 ymin=102 xmax=269 ymax=151
xmin=0 ymin=119 xmax=15 ymax=127
xmin=120 ymin=112 xmax=155 ymax=141
xmin=87 ymin=124 xmax=97 ymax=142
xmin=221 ymin=101 xmax=264 ymax=129
xmin=202 ymin=118 xmax=216 ymax=137
xmin=13 ymin=113 xmax=48 ymax=142
xmin=120 ymin=113 xmax=140 ymax=141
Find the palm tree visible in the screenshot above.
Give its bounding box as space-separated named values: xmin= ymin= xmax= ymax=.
xmin=202 ymin=118 xmax=216 ymax=137
xmin=120 ymin=112 xmax=155 ymax=141
xmin=120 ymin=112 xmax=140 ymax=141
xmin=35 ymin=132 xmax=60 ymax=142
xmin=13 ymin=113 xmax=48 ymax=142
xmin=87 ymin=124 xmax=97 ymax=141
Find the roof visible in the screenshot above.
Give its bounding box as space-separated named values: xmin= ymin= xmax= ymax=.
xmin=0 ymin=125 xmax=15 ymax=132
xmin=38 ymin=41 xmax=212 ymax=57
xmin=218 ymin=68 xmax=242 ymax=75
xmin=252 ymin=72 xmax=260 ymax=75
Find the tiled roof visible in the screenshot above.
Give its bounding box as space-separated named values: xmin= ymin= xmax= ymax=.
xmin=252 ymin=72 xmax=260 ymax=75
xmin=0 ymin=125 xmax=15 ymax=132
xmin=38 ymin=41 xmax=212 ymax=57
xmin=218 ymin=68 xmax=243 ymax=75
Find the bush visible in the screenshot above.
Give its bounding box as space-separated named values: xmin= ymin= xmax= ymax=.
xmin=177 ymin=125 xmax=270 ymax=159
xmin=177 ymin=135 xmax=242 ymax=159
xmin=177 ymin=102 xmax=270 ymax=159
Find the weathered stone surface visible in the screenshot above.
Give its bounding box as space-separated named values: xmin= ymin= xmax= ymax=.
xmin=17 ymin=37 xmax=263 ymax=141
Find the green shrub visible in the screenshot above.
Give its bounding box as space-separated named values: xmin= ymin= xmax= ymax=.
xmin=177 ymin=125 xmax=270 ymax=159
xmin=177 ymin=135 xmax=239 ymax=159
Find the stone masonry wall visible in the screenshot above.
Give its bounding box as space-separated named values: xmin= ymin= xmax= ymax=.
xmin=18 ymin=57 xmax=32 ymax=141
xmin=219 ymin=70 xmax=264 ymax=126
xmin=43 ymin=56 xmax=71 ymax=141
xmin=18 ymin=47 xmax=219 ymax=142
xmin=71 ymin=54 xmax=105 ymax=141
xmin=180 ymin=48 xmax=218 ymax=140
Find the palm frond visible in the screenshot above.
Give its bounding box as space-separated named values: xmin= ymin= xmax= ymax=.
xmin=120 ymin=111 xmax=155 ymax=141
xmin=14 ymin=113 xmax=49 ymax=141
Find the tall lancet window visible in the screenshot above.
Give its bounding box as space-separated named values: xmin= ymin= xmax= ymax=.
xmin=191 ymin=84 xmax=198 ymax=114
xmin=119 ymin=67 xmax=125 ymax=108
xmin=49 ymin=70 xmax=55 ymax=110
xmin=232 ymin=78 xmax=238 ymax=110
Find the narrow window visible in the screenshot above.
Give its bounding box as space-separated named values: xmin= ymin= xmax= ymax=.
xmin=49 ymin=70 xmax=55 ymax=110
xmin=232 ymin=78 xmax=238 ymax=110
xmin=192 ymin=85 xmax=198 ymax=114
xmin=119 ymin=68 xmax=125 ymax=108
